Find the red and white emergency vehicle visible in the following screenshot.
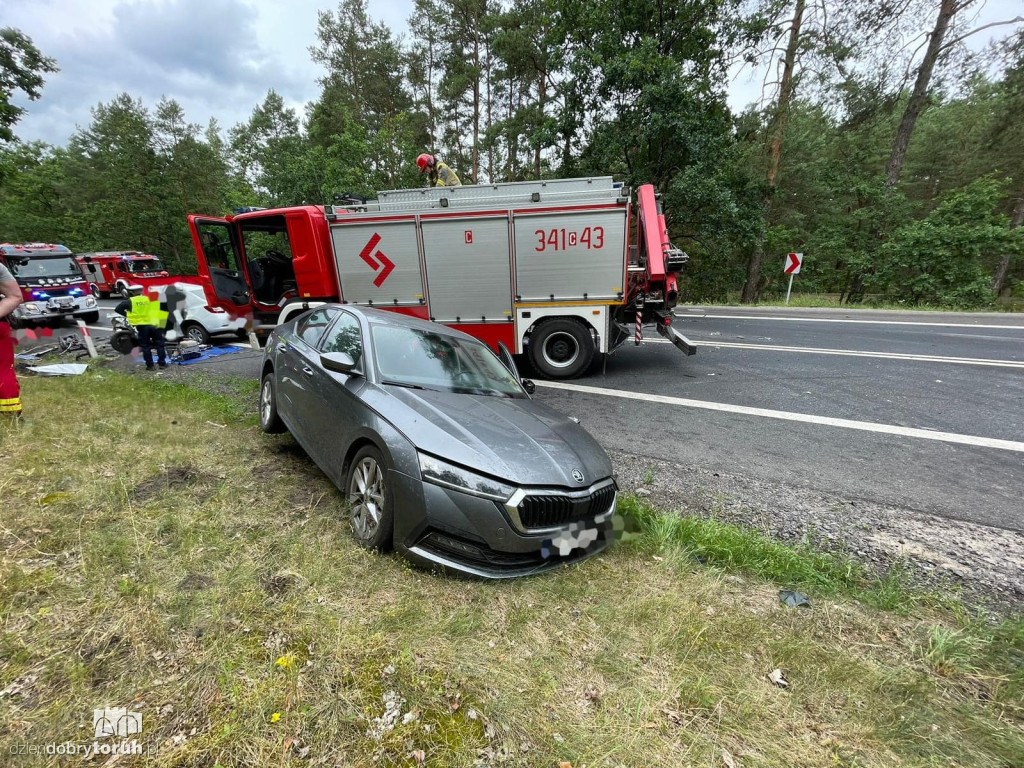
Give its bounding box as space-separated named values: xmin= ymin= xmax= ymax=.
xmin=75 ymin=251 xmax=193 ymax=298
xmin=187 ymin=177 xmax=695 ymax=378
xmin=0 ymin=243 xmax=100 ymax=326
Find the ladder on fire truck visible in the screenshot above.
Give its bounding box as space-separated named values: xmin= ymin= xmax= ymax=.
xmin=329 ymin=176 xmax=628 ymax=214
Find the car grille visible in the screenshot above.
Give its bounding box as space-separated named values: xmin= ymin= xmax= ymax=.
xmin=517 ymin=484 xmax=615 ymax=529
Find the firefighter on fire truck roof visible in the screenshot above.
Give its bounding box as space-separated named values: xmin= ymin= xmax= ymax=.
xmin=416 ymin=153 xmax=461 ymax=188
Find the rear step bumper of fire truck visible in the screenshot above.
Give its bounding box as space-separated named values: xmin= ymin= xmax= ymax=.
xmin=656 ymin=321 xmax=697 ymax=355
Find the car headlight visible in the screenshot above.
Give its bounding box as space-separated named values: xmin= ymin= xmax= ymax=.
xmin=85 ymin=296 xmax=97 ymax=307
xmin=418 ymin=453 xmax=515 ymax=501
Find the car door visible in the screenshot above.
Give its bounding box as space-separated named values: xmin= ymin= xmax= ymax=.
xmin=276 ymin=307 xmax=338 ymax=446
xmin=301 ymin=311 xmax=368 ymax=486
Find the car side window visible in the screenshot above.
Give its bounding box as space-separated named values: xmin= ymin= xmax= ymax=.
xmin=295 ymin=308 xmax=337 ymax=348
xmin=319 ymin=312 xmax=363 ymax=370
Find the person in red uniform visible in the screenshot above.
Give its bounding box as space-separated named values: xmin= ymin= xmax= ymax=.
xmin=0 ymin=261 xmax=23 ymax=417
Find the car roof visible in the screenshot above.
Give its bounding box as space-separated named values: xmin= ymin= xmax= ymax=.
xmin=0 ymin=243 xmax=73 ymax=255
xmin=334 ymin=304 xmax=482 ymax=343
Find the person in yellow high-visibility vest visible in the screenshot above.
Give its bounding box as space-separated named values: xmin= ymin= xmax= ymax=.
xmin=416 ymin=153 xmax=461 ymax=187
xmin=115 ymin=285 xmax=169 ymax=370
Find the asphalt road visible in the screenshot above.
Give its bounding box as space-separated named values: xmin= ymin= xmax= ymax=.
xmin=538 ymin=306 xmax=1024 ymax=533
xmin=22 ymin=302 xmax=1024 ymax=533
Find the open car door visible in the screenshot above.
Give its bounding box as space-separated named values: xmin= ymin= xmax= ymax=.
xmin=498 ymin=342 xmax=536 ymax=395
xmin=187 ymin=215 xmax=251 ymax=313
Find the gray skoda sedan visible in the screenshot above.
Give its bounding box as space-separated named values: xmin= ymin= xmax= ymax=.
xmin=259 ymin=305 xmax=617 ymax=577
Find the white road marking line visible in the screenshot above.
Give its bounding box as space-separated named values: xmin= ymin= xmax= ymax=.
xmin=643 ymin=337 xmax=1024 ymax=369
xmin=535 ymin=380 xmax=1024 ymax=454
xmin=674 ymin=312 xmax=1024 ymax=331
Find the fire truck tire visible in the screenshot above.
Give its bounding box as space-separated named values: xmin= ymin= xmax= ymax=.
xmin=528 ymin=318 xmax=595 ymax=380
xmin=80 ymin=311 xmax=100 ymax=324
xmin=259 ymin=373 xmax=286 ymax=434
xmin=119 ymin=284 xmax=131 ymax=299
xmin=182 ymin=322 xmax=211 ymax=344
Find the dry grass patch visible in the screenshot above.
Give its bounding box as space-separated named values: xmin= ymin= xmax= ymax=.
xmin=0 ymin=371 xmax=1021 ymax=767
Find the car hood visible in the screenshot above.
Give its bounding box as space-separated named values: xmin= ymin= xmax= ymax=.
xmin=369 ymin=386 xmax=613 ymax=487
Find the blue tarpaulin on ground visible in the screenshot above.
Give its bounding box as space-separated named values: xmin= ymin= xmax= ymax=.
xmin=134 ymin=345 xmax=250 ymax=365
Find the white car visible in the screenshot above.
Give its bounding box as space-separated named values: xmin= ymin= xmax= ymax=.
xmin=118 ymin=283 xmax=249 ymax=344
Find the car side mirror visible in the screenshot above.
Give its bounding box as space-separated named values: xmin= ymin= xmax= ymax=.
xmin=521 ymin=379 xmax=536 ymax=395
xmin=321 ymin=351 xmax=357 ymax=374
xmin=230 ymin=290 xmax=249 ymax=306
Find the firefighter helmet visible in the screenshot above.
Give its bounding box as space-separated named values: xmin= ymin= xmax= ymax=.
xmin=127 ymin=284 xmax=145 ymax=295
xmin=416 ymin=153 xmax=434 ymax=172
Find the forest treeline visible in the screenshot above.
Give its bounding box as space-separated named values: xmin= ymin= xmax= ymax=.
xmin=1 ymin=0 xmax=1022 ymax=307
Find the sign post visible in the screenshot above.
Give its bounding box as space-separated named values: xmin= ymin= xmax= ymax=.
xmin=784 ymin=252 xmax=803 ymax=304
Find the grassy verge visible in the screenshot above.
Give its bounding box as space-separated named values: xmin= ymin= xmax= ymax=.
xmin=1 ymin=371 xmax=1021 ymax=767
xmin=693 ymin=293 xmax=1023 ymax=312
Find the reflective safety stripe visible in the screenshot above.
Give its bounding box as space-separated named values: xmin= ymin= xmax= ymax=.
xmin=0 ymin=398 xmax=21 ymax=412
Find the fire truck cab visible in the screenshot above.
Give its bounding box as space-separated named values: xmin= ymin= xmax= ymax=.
xmin=188 ymin=177 xmax=696 ymax=379
xmin=76 ymin=251 xmax=171 ymax=298
xmin=0 ymin=243 xmax=100 ymax=327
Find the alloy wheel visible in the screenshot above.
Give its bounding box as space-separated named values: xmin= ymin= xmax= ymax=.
xmin=349 ymin=457 xmax=385 ymax=541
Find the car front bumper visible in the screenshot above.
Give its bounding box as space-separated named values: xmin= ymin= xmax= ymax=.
xmin=390 ymin=469 xmax=617 ymax=578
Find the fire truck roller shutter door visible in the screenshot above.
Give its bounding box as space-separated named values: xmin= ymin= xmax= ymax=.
xmin=330 ymin=220 xmax=425 ymax=306
xmin=420 ymin=216 xmax=512 ymax=323
xmin=512 ymin=209 xmax=627 ymax=303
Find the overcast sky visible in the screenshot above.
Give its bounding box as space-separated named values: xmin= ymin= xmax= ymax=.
xmin=3 ymin=0 xmax=1021 ymax=147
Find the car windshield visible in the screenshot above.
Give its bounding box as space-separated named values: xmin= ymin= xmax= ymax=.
xmin=8 ymin=257 xmax=82 ymax=280
xmin=371 ymin=324 xmax=524 ymax=397
xmin=127 ymin=259 xmax=164 ymax=272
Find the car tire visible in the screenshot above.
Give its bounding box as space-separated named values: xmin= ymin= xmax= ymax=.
xmin=110 ymin=330 xmax=136 ymax=355
xmin=259 ymin=373 xmax=286 ymax=434
xmin=527 ymin=318 xmax=595 ymax=379
xmin=182 ymin=322 xmax=211 ymax=344
xmin=346 ymin=445 xmax=394 ymax=551
xmin=80 ymin=311 xmax=100 ymax=324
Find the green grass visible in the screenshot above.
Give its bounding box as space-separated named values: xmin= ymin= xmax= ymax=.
xmin=1 ymin=371 xmax=1021 ymax=767
xmin=693 ymin=292 xmax=1022 ymax=312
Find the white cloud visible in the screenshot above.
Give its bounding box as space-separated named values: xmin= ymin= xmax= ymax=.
xmin=3 ymin=0 xmax=413 ymax=144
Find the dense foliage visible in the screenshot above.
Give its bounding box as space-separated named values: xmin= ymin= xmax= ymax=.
xmin=0 ymin=2 xmax=1021 ymax=306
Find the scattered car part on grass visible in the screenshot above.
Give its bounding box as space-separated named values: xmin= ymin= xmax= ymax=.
xmin=779 ymin=590 xmax=812 ymax=608
xmin=259 ymin=304 xmax=618 ymax=578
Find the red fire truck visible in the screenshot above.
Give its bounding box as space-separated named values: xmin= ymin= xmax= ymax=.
xmin=187 ymin=177 xmax=695 ymax=378
xmin=74 ymin=251 xmax=179 ymax=298
xmin=0 ymin=243 xmax=100 ymax=326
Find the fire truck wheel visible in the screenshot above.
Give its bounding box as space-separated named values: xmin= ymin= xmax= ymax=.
xmin=346 ymin=445 xmax=394 ymax=551
xmin=119 ymin=284 xmax=132 ymax=299
xmin=528 ymin=318 xmax=595 ymax=379
xmin=80 ymin=311 xmax=100 ymax=324
xmin=182 ymin=322 xmax=211 ymax=344
xmin=259 ymin=373 xmax=286 ymax=434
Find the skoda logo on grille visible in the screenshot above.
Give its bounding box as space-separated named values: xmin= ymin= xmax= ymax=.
xmin=571 ymin=468 xmax=585 ymax=484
